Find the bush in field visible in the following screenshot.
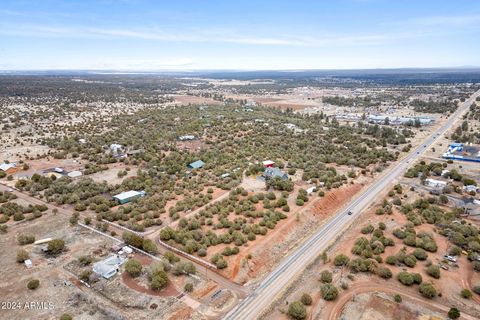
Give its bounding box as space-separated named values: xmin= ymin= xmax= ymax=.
xmin=47 ymin=239 xmax=65 ymax=255
xmin=418 ymin=283 xmax=437 ymax=299
xmin=80 ymin=270 xmax=92 ymax=283
xmin=78 ymin=255 xmax=93 ymax=266
xmin=378 ymin=267 xmax=392 ymax=279
xmin=334 ymin=254 xmax=349 ymax=266
xmin=287 ymin=301 xmax=306 ymax=320
xmin=122 ymin=231 xmax=143 ymax=249
xmin=403 ymin=255 xmax=417 ymax=268
xmin=394 ymin=294 xmax=402 ymax=303
xmin=148 ymin=264 xmax=169 ymax=290
xmin=150 ymin=271 xmax=168 ymax=290
xmin=16 ymin=249 xmax=29 ymax=263
xmin=426 ymin=265 xmax=440 ymax=279
xmin=385 ymin=256 xmax=396 ymax=265
xmin=164 ymin=251 xmax=180 ymax=264
xmin=59 ymin=314 xmax=73 ymax=320
xmin=397 ymin=272 xmax=414 ymax=286
xmin=320 ymin=270 xmax=332 ymax=283
xmin=125 ymin=259 xmax=142 ymax=277
xmin=301 ymin=293 xmax=312 ymax=306
xmin=320 ymin=283 xmax=338 ymax=301
xmin=27 ymin=279 xmax=40 ymax=290
xmin=184 ymin=282 xmax=194 ymax=292
xmin=412 ymin=248 xmax=428 ymax=260
xmin=142 ymin=239 xmax=158 ymax=254
xmin=448 ymin=308 xmax=460 ymax=319
xmin=211 ymin=253 xmax=228 ymax=269
xmin=460 ymin=289 xmax=472 ymax=299
xmin=18 ymin=234 xmax=35 ymax=245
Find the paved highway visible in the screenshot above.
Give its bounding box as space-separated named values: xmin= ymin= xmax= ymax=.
xmin=224 ymin=89 xmax=480 ymax=320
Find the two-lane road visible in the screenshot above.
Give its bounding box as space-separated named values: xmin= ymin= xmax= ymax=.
xmin=224 ymin=89 xmax=480 ymax=320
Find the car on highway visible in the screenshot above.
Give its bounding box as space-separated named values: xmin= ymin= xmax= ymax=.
xmin=7 ymin=188 xmax=13 ymax=192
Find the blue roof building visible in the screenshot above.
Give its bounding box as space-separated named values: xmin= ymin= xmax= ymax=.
xmin=263 ymin=167 xmax=288 ymax=180
xmin=188 ymin=160 xmax=205 ymax=169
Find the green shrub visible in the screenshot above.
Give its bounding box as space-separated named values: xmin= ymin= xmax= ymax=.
xmin=397 ymin=272 xmax=414 ymax=286
xmin=448 ymin=308 xmax=460 ymax=319
xmin=320 ymin=283 xmax=338 ymax=301
xmin=18 ymin=234 xmax=35 ymax=245
xmin=301 ymin=293 xmax=312 ymax=306
xmin=16 ymin=249 xmax=29 ymax=263
xmin=418 ymin=283 xmax=437 ymax=299
xmin=378 ymin=267 xmax=392 ymax=279
xmin=125 ymin=259 xmax=142 ymax=277
xmin=460 ymin=289 xmax=472 ymax=299
xmin=184 ymin=282 xmax=194 ymax=292
xmin=287 ymin=301 xmax=306 ymax=320
xmin=320 ymin=270 xmax=332 ymax=283
xmin=47 ymin=239 xmax=65 ymax=254
xmin=426 ymin=265 xmax=440 ymax=279
xmin=27 ymin=279 xmax=40 ymax=290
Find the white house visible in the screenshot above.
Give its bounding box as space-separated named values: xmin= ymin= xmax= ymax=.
xmin=0 ymin=162 xmax=16 ymax=172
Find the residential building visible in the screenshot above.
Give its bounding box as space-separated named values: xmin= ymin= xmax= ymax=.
xmin=93 ymin=255 xmax=126 ymax=279
xmin=263 ymin=167 xmax=288 ymax=180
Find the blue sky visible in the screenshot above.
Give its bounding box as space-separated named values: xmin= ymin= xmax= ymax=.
xmin=1 ymin=0 xmax=480 ymax=70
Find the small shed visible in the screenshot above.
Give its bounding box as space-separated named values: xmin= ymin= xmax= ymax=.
xmin=262 ymin=160 xmax=275 ymax=168
xmin=113 ymin=190 xmax=146 ymax=204
xmin=188 ymin=160 xmax=205 ymax=170
xmin=67 ymin=170 xmax=83 ymax=178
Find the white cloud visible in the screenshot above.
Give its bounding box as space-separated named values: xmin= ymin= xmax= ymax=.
xmin=0 ymin=22 xmax=424 ymax=48
xmin=405 ymin=14 xmax=480 ymax=28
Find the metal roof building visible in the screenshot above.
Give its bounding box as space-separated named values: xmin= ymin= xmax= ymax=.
xmin=188 ymin=160 xmax=205 ymax=169
xmin=263 ymin=167 xmax=288 ymax=180
xmin=0 ymin=162 xmax=16 ymax=172
xmin=92 ymin=255 xmax=126 ymax=279
xmin=113 ymin=190 xmax=146 ymax=204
